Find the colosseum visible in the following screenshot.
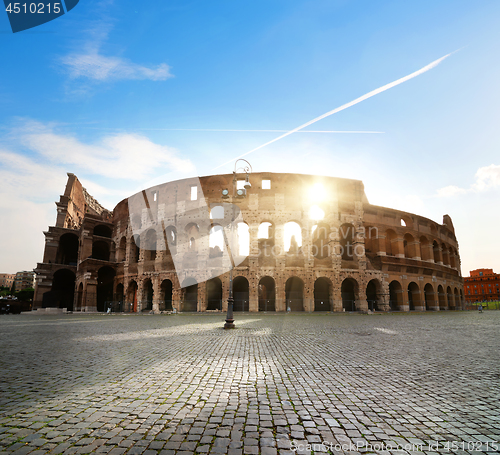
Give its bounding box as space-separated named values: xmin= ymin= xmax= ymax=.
xmin=33 ymin=171 xmax=465 ymax=313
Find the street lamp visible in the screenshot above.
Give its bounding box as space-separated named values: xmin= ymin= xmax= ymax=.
xmin=224 ymin=159 xmax=252 ymax=329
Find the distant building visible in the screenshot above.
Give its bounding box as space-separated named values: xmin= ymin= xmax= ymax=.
xmin=464 ymin=269 xmax=500 ymax=303
xmin=0 ymin=273 xmax=16 ymax=289
xmin=14 ymin=271 xmax=35 ymax=291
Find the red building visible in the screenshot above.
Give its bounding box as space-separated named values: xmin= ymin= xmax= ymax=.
xmin=464 ymin=269 xmax=500 ymax=303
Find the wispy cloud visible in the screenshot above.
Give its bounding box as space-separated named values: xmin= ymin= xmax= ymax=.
xmin=214 ymin=51 xmax=456 ymax=170
xmin=61 ymin=52 xmax=172 ymax=81
xmin=18 ymin=121 xmax=194 ymax=181
xmin=436 ymin=164 xmax=500 ymax=197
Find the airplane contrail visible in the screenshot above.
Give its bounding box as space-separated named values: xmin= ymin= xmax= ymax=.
xmin=214 ymin=51 xmax=454 ymax=171
xmin=138 ymin=128 xmax=384 ymax=133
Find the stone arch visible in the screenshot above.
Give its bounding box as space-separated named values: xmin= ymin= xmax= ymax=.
xmin=127 ymin=280 xmax=138 ymax=313
xmin=286 ymin=277 xmax=304 ymax=311
xmin=403 ymin=233 xmax=415 ymax=259
xmin=424 ymin=283 xmax=436 ymax=310
xmin=164 ymin=225 xmax=177 ymax=253
xmin=314 ymin=277 xmax=331 ymax=311
xmin=389 ymin=280 xmax=403 ymax=311
xmin=237 ymin=222 xmax=250 ymax=257
xmin=438 ymin=284 xmax=447 ymax=310
xmin=400 ymin=214 xmax=413 ymax=229
xmin=453 ymin=287 xmax=459 ymax=310
xmin=46 ymin=268 xmax=76 ymax=310
xmin=210 ymin=205 xmax=225 ymax=220
xmin=258 ymin=276 xmax=275 ymax=312
xmin=129 ymin=235 xmax=140 ymax=263
xmin=142 ymin=279 xmax=154 ymax=312
xmin=284 ymin=221 xmax=302 ymax=254
xmin=143 ymin=229 xmax=157 ymax=261
xmin=233 ymin=276 xmax=249 ymax=312
xmin=182 ymin=277 xmax=198 ymax=312
xmin=341 ymin=277 xmax=358 ymax=312
xmin=420 ymin=236 xmax=432 ymax=261
xmin=408 ymin=282 xmax=421 ymax=311
xmin=94 ymin=225 xmax=112 ymax=238
xmin=441 ymin=244 xmax=450 ymax=266
xmin=76 ymin=282 xmax=84 ymax=311
xmin=185 ymin=223 xmax=200 ymax=252
xmin=432 ymin=241 xmax=441 ymax=264
xmin=206 ymin=277 xmax=222 ymax=311
xmin=340 ymin=223 xmax=355 ymax=261
xmin=364 ymin=226 xmax=378 ymax=254
xmin=447 ymin=286 xmax=454 ymax=310
xmin=56 ymin=233 xmax=79 ymax=265
xmin=366 ymin=279 xmax=382 ymax=311
xmin=160 ymin=279 xmax=173 ymax=311
xmin=385 ymin=229 xmax=398 ymax=257
xmin=117 ymin=236 xmax=127 ymax=262
xmin=92 ymin=240 xmax=110 ymax=261
xmin=97 ymin=266 xmax=115 ymax=312
xmin=312 ymin=223 xmax=330 ymax=259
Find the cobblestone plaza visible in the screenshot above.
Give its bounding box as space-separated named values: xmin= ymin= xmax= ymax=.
xmin=1 ymin=313 xmax=499 ymax=455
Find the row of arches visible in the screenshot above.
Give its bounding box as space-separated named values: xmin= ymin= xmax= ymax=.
xmin=365 ymin=228 xmax=459 ymax=268
xmin=388 ymin=280 xmax=464 ymax=310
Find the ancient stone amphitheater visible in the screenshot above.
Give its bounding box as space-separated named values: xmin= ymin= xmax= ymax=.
xmin=34 ymin=172 xmax=465 ymax=313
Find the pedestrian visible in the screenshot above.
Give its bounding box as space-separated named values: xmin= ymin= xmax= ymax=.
xmin=478 ymin=304 xmax=483 ymax=313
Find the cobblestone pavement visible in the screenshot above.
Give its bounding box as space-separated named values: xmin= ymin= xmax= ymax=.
xmin=1 ymin=312 xmax=499 ymax=455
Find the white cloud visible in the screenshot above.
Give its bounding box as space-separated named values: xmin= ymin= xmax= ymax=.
xmin=436 ymin=164 xmax=500 ymax=197
xmin=19 ymin=121 xmax=194 ymax=181
xmin=472 ymin=164 xmax=500 ymax=191
xmin=61 ymin=52 xmax=173 ymax=82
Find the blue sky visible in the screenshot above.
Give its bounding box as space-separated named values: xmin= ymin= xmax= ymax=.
xmin=1 ymin=0 xmax=500 ymax=275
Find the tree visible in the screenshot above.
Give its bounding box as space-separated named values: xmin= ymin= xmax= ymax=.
xmin=15 ymin=287 xmax=34 ymax=302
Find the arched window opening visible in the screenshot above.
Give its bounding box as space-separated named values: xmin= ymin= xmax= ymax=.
xmin=312 ymin=223 xmax=330 ymax=259
xmin=94 ymin=225 xmax=112 ymax=238
xmin=182 ymin=278 xmax=198 ymax=312
xmin=56 ymin=233 xmax=79 ymax=265
xmin=340 ymin=223 xmax=355 ymax=261
xmin=309 ymin=205 xmax=325 ymax=221
xmin=117 ymin=237 xmax=127 ymax=262
xmin=441 ymin=244 xmax=450 ymax=266
xmin=206 ymin=277 xmax=222 ymax=311
xmin=210 ymin=205 xmax=224 ymax=220
xmin=286 ymin=277 xmax=304 ymax=312
xmin=130 ymin=235 xmax=140 ymax=263
xmin=127 ymin=280 xmax=138 ymax=313
xmin=97 ymin=266 xmax=115 ymax=312
xmin=404 ymin=233 xmax=415 ymax=259
xmin=92 ymin=241 xmax=110 ymax=261
xmin=341 ymin=278 xmax=358 ymax=311
xmin=237 ymin=223 xmax=250 ymax=257
xmin=438 ymin=285 xmax=446 ymax=310
xmin=284 ymin=222 xmax=302 ymax=254
xmin=258 ymin=222 xmax=274 ymax=256
xmin=258 ymin=276 xmax=275 ymax=312
xmin=385 ymin=229 xmax=397 ymax=257
xmin=45 ymin=269 xmax=76 ymax=310
xmin=209 ymin=225 xmax=224 ymax=258
xmin=143 ymin=279 xmax=153 ymax=312
xmin=161 ymin=280 xmax=173 ymax=311
xmin=420 ymin=236 xmax=432 ymax=261
xmin=233 ymin=276 xmax=249 ymax=312
xmin=424 ymin=283 xmax=435 ymax=310
xmin=165 ymin=226 xmax=177 ymax=251
xmin=389 ymin=280 xmax=403 ymax=311
xmin=314 ymin=278 xmax=331 ymax=311
xmin=408 ymin=282 xmax=420 ymax=311
xmin=447 ymin=286 xmax=454 ymax=310
xmin=366 ymin=279 xmax=381 ymax=311
xmin=185 ymin=224 xmax=199 ymax=253
xmin=432 ymin=241 xmax=441 ymax=263
xmin=143 ymin=229 xmax=157 ymax=261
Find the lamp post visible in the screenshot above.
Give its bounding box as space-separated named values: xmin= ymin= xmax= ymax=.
xmin=224 ymin=159 xmax=252 ymax=329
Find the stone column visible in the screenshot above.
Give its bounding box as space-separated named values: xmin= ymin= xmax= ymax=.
xmin=152 ymin=278 xmax=161 ymax=314
xmin=249 ymin=276 xmax=259 ymax=312
xmin=198 ymin=281 xmax=206 ymax=312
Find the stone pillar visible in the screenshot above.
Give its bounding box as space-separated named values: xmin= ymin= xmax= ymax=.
xmin=332 ymin=285 xmax=342 ymax=312
xmin=172 ymin=287 xmax=181 ymax=312
xmin=249 ymin=276 xmax=258 ymax=312
xmin=198 ymin=281 xmax=206 ymax=312
xmin=434 ymin=247 xmax=443 ymax=265
xmin=304 ymin=285 xmax=313 ymax=312
xmin=153 ymin=277 xmax=161 ymax=313
xmin=275 ymin=279 xmax=285 ymax=312
xmin=376 ymin=234 xmax=386 ymax=256
xmin=394 ymin=237 xmax=405 ymax=258
xmin=136 ymin=280 xmax=144 ymax=312
xmin=412 ymin=241 xmax=421 ymax=260
xmin=84 ymin=280 xmax=98 ymax=312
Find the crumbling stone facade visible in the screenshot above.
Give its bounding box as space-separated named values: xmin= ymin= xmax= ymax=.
xmin=34 ymin=172 xmax=465 ymax=313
